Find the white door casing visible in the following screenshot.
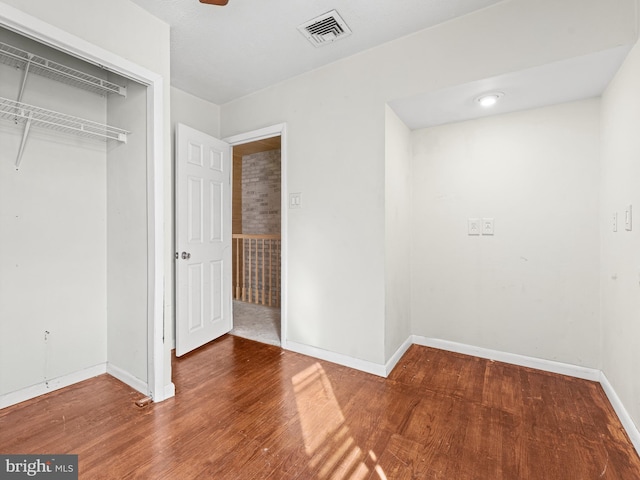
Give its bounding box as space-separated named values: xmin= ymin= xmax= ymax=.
xmin=223 ymin=123 xmax=288 ymax=348
xmin=176 ymin=123 xmax=232 ymax=356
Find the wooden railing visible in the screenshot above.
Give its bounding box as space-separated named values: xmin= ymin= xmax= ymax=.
xmin=232 ymin=234 xmax=281 ymax=307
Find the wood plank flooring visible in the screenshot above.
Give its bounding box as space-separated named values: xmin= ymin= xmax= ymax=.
xmin=1 ymin=335 xmax=639 ymax=479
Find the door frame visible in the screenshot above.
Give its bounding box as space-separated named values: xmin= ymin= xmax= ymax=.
xmin=224 ymin=123 xmax=288 ymax=348
xmin=0 ymin=5 xmax=171 ymax=401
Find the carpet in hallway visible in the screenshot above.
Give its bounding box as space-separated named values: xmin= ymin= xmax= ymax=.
xmin=230 ymin=300 xmax=281 ymax=346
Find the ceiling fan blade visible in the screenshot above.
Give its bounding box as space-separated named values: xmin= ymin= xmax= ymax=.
xmin=200 ymin=0 xmax=229 ymax=5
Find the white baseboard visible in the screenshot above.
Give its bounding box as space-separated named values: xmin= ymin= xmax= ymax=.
xmin=0 ymin=363 xmax=107 ymax=410
xmin=106 ymin=363 xmax=148 ymax=396
xmin=599 ymin=372 xmax=640 ymax=454
xmin=163 ymin=382 xmax=176 ymax=400
xmin=284 ymin=336 xmax=413 ymax=378
xmin=385 ymin=336 xmax=414 ymax=376
xmin=0 ymin=363 xmax=173 ymax=410
xmin=283 ymin=333 xmax=601 ymax=381
xmin=412 ymin=336 xmax=601 ymax=381
xmin=285 ymin=340 xmax=387 ymax=377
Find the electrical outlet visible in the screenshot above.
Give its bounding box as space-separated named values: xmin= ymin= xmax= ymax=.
xmin=482 ymin=218 xmax=494 ymax=235
xmin=468 ymin=218 xmax=480 ymax=236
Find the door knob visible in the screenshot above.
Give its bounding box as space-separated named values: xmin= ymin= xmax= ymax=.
xmin=181 ymin=252 xmax=191 ymax=260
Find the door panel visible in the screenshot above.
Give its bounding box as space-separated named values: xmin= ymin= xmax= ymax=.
xmin=176 ymin=123 xmax=231 ymax=356
xmin=188 ymin=177 xmax=204 ymax=243
xmin=210 ymin=260 xmax=223 ymax=321
xmin=187 ymin=263 xmax=204 ymax=332
xmin=210 ymin=180 xmax=223 ymax=242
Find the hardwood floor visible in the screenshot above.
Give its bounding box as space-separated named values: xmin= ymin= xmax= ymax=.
xmin=1 ymin=335 xmax=639 ymax=479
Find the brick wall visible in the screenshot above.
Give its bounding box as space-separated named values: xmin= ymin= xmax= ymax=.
xmin=232 ymin=156 xmax=242 ymax=233
xmin=242 ymin=149 xmax=281 ymax=234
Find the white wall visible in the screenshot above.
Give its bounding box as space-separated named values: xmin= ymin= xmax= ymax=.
xmin=411 ymin=99 xmax=601 ymax=367
xmin=384 ymin=106 xmax=412 ymax=358
xmin=221 ymin=0 xmax=635 ymax=367
xmin=0 ymin=0 xmax=173 ymax=393
xmin=224 ymin=72 xmax=387 ymax=364
xmin=171 ymin=86 xmax=221 ymax=139
xmin=601 ymin=39 xmax=640 ymax=428
xmin=0 ymin=30 xmax=108 ymax=395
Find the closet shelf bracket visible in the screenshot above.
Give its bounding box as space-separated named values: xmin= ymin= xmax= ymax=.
xmin=15 ymin=111 xmax=32 ymax=169
xmin=17 ymin=53 xmax=32 ymax=103
xmin=0 ymin=97 xmax=130 ymax=169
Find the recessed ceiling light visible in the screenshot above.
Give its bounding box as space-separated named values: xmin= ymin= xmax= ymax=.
xmin=476 ymin=92 xmax=504 ymax=108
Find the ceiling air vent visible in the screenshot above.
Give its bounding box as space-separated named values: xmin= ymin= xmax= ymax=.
xmin=298 ymin=10 xmax=352 ymax=48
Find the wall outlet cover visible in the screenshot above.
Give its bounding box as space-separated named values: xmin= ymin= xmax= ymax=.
xmin=482 ymin=218 xmax=494 ymax=235
xmin=468 ymin=218 xmax=481 ymax=235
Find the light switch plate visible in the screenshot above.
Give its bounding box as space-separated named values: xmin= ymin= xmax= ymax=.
xmin=613 ymin=212 xmax=617 ymax=232
xmin=482 ymin=218 xmax=494 ymax=235
xmin=625 ymin=205 xmax=632 ymax=231
xmin=289 ymin=193 xmax=301 ymax=209
xmin=468 ymin=218 xmax=480 ymax=235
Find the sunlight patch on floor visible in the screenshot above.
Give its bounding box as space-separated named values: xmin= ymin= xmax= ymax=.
xmin=292 ymin=362 xmax=387 ymax=479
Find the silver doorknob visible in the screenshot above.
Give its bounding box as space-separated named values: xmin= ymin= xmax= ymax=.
xmin=181 ymin=252 xmax=191 ymax=259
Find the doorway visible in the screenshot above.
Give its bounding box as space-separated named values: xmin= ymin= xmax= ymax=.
xmin=229 ymin=136 xmax=282 ymax=346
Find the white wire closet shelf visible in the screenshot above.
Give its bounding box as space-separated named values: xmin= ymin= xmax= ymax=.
xmin=0 ymin=96 xmax=129 ymax=169
xmin=0 ymin=97 xmax=129 ymax=142
xmin=0 ymin=42 xmax=126 ymax=97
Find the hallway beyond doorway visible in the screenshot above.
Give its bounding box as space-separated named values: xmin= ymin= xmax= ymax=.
xmin=230 ymin=300 xmax=281 ymax=346
xmin=230 ymin=134 xmax=282 ymax=346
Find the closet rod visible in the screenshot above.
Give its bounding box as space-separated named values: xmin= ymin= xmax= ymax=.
xmin=0 ymin=42 xmax=126 ymax=97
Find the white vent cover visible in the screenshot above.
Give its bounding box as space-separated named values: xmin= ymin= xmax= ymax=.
xmin=298 ymin=10 xmax=352 ymax=47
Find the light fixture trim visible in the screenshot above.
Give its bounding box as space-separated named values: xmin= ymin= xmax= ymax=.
xmin=476 ymin=91 xmax=504 ymax=108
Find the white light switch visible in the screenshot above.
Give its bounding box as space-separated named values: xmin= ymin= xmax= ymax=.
xmin=625 ymin=205 xmax=632 ymax=231
xmin=613 ymin=212 xmax=618 ymax=232
xmin=482 ymin=218 xmax=494 ymax=235
xmin=289 ymin=193 xmax=302 ymax=209
xmin=468 ymin=218 xmax=480 ymax=235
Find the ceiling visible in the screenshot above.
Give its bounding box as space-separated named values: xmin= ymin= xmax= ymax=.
xmin=389 ymin=45 xmax=632 ymax=130
xmin=130 ymin=0 xmax=502 ymax=105
xmin=130 ymin=0 xmax=634 ymax=129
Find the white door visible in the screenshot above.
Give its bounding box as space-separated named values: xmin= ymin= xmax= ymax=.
xmin=175 ymin=123 xmax=232 ymax=356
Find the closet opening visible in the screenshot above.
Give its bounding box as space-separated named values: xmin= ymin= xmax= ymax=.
xmin=0 ymin=20 xmax=167 ymax=408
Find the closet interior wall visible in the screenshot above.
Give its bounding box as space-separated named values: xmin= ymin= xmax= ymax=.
xmin=106 ymin=74 xmax=148 ymax=386
xmin=0 ymin=27 xmax=148 ymax=404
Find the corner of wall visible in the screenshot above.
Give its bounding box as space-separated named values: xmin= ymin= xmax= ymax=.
xmin=599 ymin=28 xmax=640 ymax=443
